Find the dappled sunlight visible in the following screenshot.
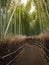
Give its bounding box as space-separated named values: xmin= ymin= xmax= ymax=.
xmin=21 ymin=0 xmax=27 ymax=6
xmin=29 ymin=4 xmax=35 ymax=13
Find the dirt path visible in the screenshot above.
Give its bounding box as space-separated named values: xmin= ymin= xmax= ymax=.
xmin=11 ymin=44 xmax=47 ymax=65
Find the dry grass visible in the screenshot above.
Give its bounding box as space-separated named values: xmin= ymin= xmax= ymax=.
xmin=0 ymin=33 xmax=49 ymax=65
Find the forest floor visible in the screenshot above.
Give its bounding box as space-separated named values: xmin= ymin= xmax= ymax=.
xmin=0 ymin=35 xmax=49 ymax=65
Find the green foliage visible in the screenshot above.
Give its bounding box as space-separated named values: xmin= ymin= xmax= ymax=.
xmin=30 ymin=20 xmax=40 ymax=35
xmin=25 ymin=0 xmax=32 ymax=12
xmin=33 ymin=0 xmax=49 ymax=32
xmin=0 ymin=0 xmax=12 ymax=7
xmin=0 ymin=0 xmax=49 ymax=39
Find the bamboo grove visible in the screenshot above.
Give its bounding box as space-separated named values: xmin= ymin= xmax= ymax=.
xmin=0 ymin=0 xmax=49 ymax=39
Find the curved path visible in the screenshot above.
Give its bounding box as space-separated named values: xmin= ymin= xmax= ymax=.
xmin=11 ymin=44 xmax=47 ymax=65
